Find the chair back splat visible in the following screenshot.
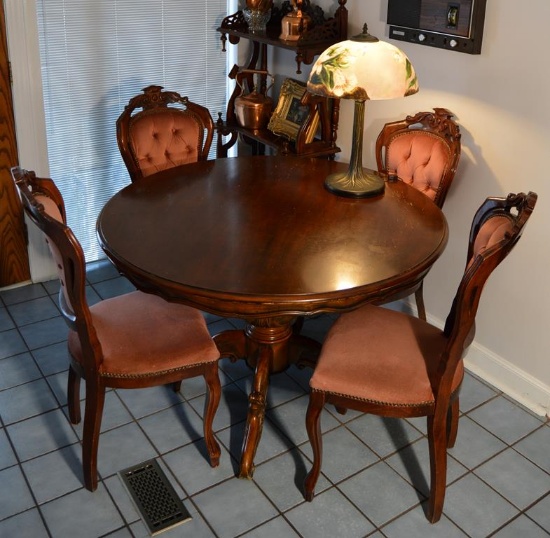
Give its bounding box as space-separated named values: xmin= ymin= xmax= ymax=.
xmin=12 ymin=167 xmax=221 ymax=492
xmin=117 ymin=85 xmax=215 ymax=182
xmin=304 ymin=190 xmax=537 ymax=523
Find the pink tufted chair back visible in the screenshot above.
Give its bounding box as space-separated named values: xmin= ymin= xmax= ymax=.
xmin=117 ymin=85 xmax=214 ymax=182
xmin=376 ymin=108 xmax=461 ymax=208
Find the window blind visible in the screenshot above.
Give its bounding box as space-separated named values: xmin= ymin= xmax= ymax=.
xmin=35 ymin=0 xmax=229 ymax=261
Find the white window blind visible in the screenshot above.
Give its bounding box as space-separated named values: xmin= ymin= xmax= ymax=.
xmin=35 ymin=0 xmax=229 ymax=261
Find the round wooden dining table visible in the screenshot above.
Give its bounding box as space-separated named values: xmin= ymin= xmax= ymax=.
xmin=97 ymin=155 xmax=448 ymax=478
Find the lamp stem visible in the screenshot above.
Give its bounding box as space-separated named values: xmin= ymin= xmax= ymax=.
xmin=324 ymin=99 xmax=385 ymax=198
xmin=349 ymin=99 xmax=366 ymax=178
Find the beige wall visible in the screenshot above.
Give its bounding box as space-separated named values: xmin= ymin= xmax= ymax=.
xmin=271 ymin=0 xmax=550 ymax=415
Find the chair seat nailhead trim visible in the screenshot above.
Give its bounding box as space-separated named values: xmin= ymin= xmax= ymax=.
xmin=312 ymin=388 xmax=434 ymax=408
xmin=100 ymin=360 xmax=218 ymax=379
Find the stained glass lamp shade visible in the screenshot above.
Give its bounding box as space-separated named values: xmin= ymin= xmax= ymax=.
xmin=307 ymin=24 xmax=419 ymax=197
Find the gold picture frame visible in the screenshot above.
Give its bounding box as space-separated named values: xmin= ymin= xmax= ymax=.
xmin=268 ymin=78 xmax=319 ymax=143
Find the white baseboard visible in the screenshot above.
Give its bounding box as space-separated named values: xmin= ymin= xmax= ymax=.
xmin=402 ymin=299 xmax=550 ymax=418
xmin=464 ymin=342 xmax=550 ymax=418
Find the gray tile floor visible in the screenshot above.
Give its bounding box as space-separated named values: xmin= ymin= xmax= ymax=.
xmin=0 ymin=259 xmax=549 ymax=537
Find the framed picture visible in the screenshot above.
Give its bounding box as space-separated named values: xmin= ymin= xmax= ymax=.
xmin=268 ymin=79 xmax=319 ymax=143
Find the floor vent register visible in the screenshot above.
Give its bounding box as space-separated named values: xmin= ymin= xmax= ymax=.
xmin=119 ymin=459 xmax=191 ymax=535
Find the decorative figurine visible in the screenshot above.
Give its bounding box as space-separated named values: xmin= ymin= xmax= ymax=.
xmin=280 ymin=0 xmax=312 ymax=41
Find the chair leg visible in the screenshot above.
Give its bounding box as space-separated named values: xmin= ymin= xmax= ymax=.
xmin=68 ymin=365 xmax=81 ymax=424
xmin=447 ymin=398 xmax=459 ymax=448
xmin=334 ymin=405 xmax=347 ymax=415
xmin=292 ymin=316 xmax=305 ymax=335
xmin=172 ymin=381 xmax=182 ymax=393
xmin=82 ymin=380 xmax=106 ymax=492
xmin=203 ymin=364 xmax=221 ymax=467
xmin=427 ymin=414 xmax=448 ymax=523
xmin=415 ymin=282 xmax=427 ymax=321
xmin=304 ymin=390 xmax=326 ymax=501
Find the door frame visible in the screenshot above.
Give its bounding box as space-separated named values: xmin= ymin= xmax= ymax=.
xmin=3 ymin=0 xmax=56 ymax=283
xmin=0 ymin=0 xmax=29 ymax=286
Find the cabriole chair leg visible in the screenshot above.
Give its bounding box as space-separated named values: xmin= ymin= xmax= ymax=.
xmin=82 ymin=383 xmax=106 ymax=492
xmin=67 ymin=365 xmax=81 ymax=424
xmin=415 ymin=282 xmax=427 ymax=321
xmin=427 ymin=415 xmax=448 ymax=523
xmin=447 ymin=398 xmax=460 ymax=448
xmin=203 ymin=365 xmax=222 ymax=467
xmin=304 ymin=391 xmax=325 ymax=501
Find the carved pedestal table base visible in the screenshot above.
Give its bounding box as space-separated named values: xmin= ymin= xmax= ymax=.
xmin=214 ymin=317 xmax=320 ymax=478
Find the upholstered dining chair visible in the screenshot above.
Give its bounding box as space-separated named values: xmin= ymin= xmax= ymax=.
xmin=12 ymin=167 xmax=222 ymax=492
xmin=116 ymin=85 xmax=215 ymax=182
xmin=375 ymin=108 xmax=462 ymax=320
xmin=304 ymin=190 xmax=537 ymax=523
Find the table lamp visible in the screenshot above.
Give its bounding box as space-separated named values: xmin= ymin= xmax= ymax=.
xmin=307 ymin=24 xmax=419 ymax=198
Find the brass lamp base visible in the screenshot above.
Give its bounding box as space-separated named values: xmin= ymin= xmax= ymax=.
xmin=325 ymin=168 xmax=385 ymax=198
xmin=324 ymin=99 xmax=385 ymax=198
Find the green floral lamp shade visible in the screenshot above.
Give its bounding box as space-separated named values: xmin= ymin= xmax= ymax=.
xmin=307 ymin=39 xmax=419 ymax=101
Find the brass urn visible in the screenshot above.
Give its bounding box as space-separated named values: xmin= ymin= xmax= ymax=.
xmin=245 ymin=0 xmax=273 ymax=12
xmin=280 ymin=0 xmax=311 ymax=41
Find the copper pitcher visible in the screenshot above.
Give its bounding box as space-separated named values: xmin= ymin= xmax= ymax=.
xmin=235 ymin=70 xmax=274 ymax=130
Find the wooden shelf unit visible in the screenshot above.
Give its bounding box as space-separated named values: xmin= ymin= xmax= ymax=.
xmin=216 ymin=0 xmax=348 ymax=158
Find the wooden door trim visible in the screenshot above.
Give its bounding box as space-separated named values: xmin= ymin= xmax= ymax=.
xmin=0 ymin=0 xmax=30 ymax=287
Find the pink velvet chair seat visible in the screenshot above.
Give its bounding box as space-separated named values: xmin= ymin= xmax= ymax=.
xmin=68 ymin=291 xmax=219 ymax=379
xmin=310 ymin=304 xmax=464 ymax=407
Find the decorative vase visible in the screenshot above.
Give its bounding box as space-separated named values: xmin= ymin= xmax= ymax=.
xmin=243 ymin=7 xmax=271 ymax=33
xmin=245 ymin=0 xmax=273 ymax=12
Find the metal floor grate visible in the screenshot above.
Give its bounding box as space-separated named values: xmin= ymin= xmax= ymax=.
xmin=119 ymin=459 xmax=191 ymax=536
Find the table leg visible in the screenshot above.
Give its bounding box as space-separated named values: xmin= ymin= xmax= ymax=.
xmin=238 ymin=343 xmax=272 ymax=478
xmin=213 ymin=319 xmax=321 ymax=478
xmin=213 ymin=329 xmax=247 ymax=363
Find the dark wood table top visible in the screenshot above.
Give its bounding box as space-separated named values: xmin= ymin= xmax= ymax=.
xmin=97 ymin=155 xmax=448 ymax=318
